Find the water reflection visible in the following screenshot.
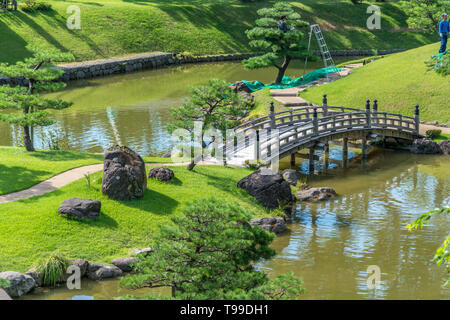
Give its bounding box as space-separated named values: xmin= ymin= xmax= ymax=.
xmin=261 ymin=151 xmax=450 ymax=300
xmin=0 ymin=59 xmax=352 ymax=156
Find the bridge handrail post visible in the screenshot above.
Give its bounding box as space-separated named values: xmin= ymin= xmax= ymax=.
xmin=372 ymin=99 xmax=378 ymax=126
xmin=365 ymin=99 xmax=371 ymax=128
xmin=313 ymin=108 xmax=318 ymax=135
xmin=414 ymin=105 xmax=420 ymax=135
xmin=269 ymin=101 xmax=276 ymax=129
xmin=322 ymin=94 xmax=328 ymax=116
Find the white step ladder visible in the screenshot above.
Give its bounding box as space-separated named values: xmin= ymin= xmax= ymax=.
xmin=306 ymin=24 xmax=337 ymax=82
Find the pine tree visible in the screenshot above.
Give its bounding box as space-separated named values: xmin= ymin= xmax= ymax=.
xmin=0 ymin=46 xmax=74 ymax=151
xmin=243 ymin=2 xmax=309 ymax=84
xmin=402 ymin=0 xmax=450 ymax=32
xmin=121 ymin=198 xmax=305 ymax=300
xmin=168 ymin=79 xmax=251 ymax=171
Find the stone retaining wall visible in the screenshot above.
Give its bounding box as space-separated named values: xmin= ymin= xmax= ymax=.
xmin=0 ymin=49 xmax=406 ymax=85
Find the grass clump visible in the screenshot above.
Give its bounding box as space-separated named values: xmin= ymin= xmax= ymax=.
xmin=34 ymin=251 xmax=70 ymax=287
xmin=0 ymin=279 xmax=10 ymax=289
xmin=425 ymin=129 xmax=442 ymax=139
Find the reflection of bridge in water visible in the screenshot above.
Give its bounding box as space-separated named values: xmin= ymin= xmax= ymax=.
xmin=230 ymin=95 xmax=421 ymax=171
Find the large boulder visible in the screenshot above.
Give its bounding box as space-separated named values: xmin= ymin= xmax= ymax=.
xmin=102 ymin=146 xmax=147 ymax=200
xmin=281 ymin=169 xmax=300 ymax=186
xmin=411 ymin=138 xmax=442 ymax=154
xmin=237 ymin=168 xmax=293 ymax=209
xmin=250 ymin=217 xmax=287 ymax=234
xmin=86 ymin=263 xmax=123 ymax=280
xmin=439 ymin=140 xmax=450 ymax=155
xmin=25 ymin=268 xmax=43 ymax=287
xmin=58 ymin=198 xmax=101 ymax=221
xmin=112 ymin=257 xmax=137 ymax=272
xmin=297 ymin=187 xmax=337 ymax=202
xmin=0 ymin=271 xmax=36 ymax=297
xmin=148 ymin=167 xmax=174 ymax=182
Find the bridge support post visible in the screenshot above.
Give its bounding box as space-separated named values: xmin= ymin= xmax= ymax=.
xmin=414 ymin=104 xmax=420 ymax=135
xmin=342 ymin=137 xmax=348 ymax=168
xmin=324 ymin=142 xmax=329 ymax=171
xmin=290 ymin=153 xmax=296 ymax=167
xmin=365 ymin=99 xmax=371 ymax=128
xmin=313 ymin=108 xmax=318 ymax=135
xmin=269 ymin=101 xmax=276 ymax=129
xmin=372 ymin=99 xmax=378 ymax=126
xmin=361 ymin=136 xmax=367 ymax=159
xmin=255 ymin=129 xmax=260 ymax=162
xmin=309 ymin=147 xmax=315 ymax=174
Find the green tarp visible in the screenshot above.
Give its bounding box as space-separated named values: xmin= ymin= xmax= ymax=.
xmin=241 ymin=66 xmax=345 ymax=92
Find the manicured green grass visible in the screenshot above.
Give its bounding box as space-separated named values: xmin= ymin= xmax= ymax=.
xmin=0 ymin=0 xmax=436 ymax=63
xmin=0 ymin=165 xmax=266 ymax=272
xmin=300 ymin=43 xmax=450 ymax=122
xmin=0 ymin=146 xmax=177 ymax=195
xmin=432 ymin=133 xmax=450 ymax=143
xmin=0 ymin=147 xmax=103 ymax=195
xmin=249 ymin=88 xmax=285 ymax=119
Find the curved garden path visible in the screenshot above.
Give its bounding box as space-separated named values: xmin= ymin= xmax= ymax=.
xmin=0 ymin=161 xmax=220 ymax=204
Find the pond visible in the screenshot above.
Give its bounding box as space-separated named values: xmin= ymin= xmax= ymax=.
xmin=22 ymin=149 xmax=450 ymax=300
xmin=0 ymin=58 xmax=353 ymax=155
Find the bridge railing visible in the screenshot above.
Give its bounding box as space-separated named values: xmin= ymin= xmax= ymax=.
xmin=251 ymin=100 xmax=420 ymax=161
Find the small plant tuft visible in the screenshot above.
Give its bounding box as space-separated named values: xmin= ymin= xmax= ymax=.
xmin=34 ymin=251 xmax=70 ymax=287
xmin=0 ymin=278 xmax=10 ymax=289
xmin=425 ymin=129 xmax=442 ymax=139
xmin=20 ymin=0 xmax=51 ymax=11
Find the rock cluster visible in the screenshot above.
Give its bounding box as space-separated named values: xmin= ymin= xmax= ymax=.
xmin=102 ymin=146 xmax=147 ymax=201
xmin=296 ymin=187 xmax=337 ymax=202
xmin=411 ymin=139 xmax=443 ymax=154
xmin=0 ymin=248 xmax=153 ymax=297
xmin=237 ymin=168 xmax=293 ymax=209
xmin=281 ymin=169 xmax=300 ymax=186
xmin=250 ymin=217 xmax=287 ymax=234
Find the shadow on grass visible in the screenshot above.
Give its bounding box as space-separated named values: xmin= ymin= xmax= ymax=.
xmin=119 ymin=188 xmax=179 ymax=215
xmin=0 ymin=164 xmax=52 ymax=195
xmin=61 ymin=211 xmax=119 ymax=229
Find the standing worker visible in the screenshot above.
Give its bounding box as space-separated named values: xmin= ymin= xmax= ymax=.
xmin=439 ymin=13 xmax=449 ymax=53
xmin=277 ymin=15 xmax=290 ymax=32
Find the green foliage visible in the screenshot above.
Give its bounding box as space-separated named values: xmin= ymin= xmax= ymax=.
xmin=243 ymin=2 xmax=309 ymax=83
xmin=407 ymin=207 xmax=450 ymax=286
xmin=426 ymin=53 xmax=450 ymax=76
xmin=401 ymin=0 xmax=450 ymax=32
xmin=20 ymin=0 xmax=51 ymax=12
xmin=425 ymin=129 xmax=442 ymax=139
xmin=0 ymin=46 xmax=74 ymax=151
xmin=121 ymin=198 xmax=304 ymax=299
xmin=34 ymin=251 xmax=70 ymax=287
xmin=0 ymin=279 xmax=11 ymax=289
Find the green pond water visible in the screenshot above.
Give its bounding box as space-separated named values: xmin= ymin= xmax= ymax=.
xmin=0 ymin=58 xmax=350 ymax=155
xmin=22 ymin=150 xmax=450 ymax=300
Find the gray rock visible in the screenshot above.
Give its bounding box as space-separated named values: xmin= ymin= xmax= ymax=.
xmin=230 ymin=81 xmax=252 ymax=94
xmin=148 ymin=167 xmax=174 ymax=182
xmin=70 ymin=260 xmax=89 ymax=277
xmin=297 ymin=187 xmax=337 ymax=202
xmin=129 ymin=248 xmax=154 ymax=257
xmin=439 ymin=140 xmax=450 ymax=155
xmin=281 ymin=169 xmax=300 ymax=186
xmin=58 ymin=198 xmax=101 ymax=220
xmin=25 ymin=268 xmax=43 ymax=287
xmin=0 ymin=271 xmax=36 ymax=297
xmin=250 ymin=217 xmax=287 ymax=234
xmin=237 ymin=168 xmax=293 ymax=209
xmin=411 ymin=138 xmax=442 ymax=154
xmin=86 ymin=263 xmax=123 ymax=280
xmin=101 ymin=146 xmax=147 ymax=201
xmin=112 ymin=257 xmax=137 ymax=272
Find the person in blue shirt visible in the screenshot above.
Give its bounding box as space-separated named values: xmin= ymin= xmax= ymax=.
xmin=439 ymin=13 xmax=449 ymax=53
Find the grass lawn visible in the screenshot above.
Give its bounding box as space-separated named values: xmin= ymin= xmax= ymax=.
xmin=0 ymin=165 xmax=266 ymax=272
xmin=432 ymin=133 xmax=450 ymax=142
xmin=249 ymin=88 xmax=285 ymax=119
xmin=0 ymin=0 xmax=436 ymax=63
xmin=300 ymin=43 xmax=450 ymax=123
xmin=0 ymin=146 xmax=178 ymax=195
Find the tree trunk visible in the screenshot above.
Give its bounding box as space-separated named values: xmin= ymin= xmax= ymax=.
xmin=275 ymin=55 xmax=292 ymax=84
xmin=22 ymin=125 xmax=35 ymax=152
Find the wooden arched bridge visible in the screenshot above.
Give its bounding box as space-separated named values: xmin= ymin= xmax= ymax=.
xmin=229 ymin=95 xmax=421 ymax=170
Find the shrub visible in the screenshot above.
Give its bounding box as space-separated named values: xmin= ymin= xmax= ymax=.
xmin=20 ymin=0 xmax=51 ymax=12
xmin=426 ymin=54 xmax=450 ymax=76
xmin=425 ymin=129 xmax=442 ymax=139
xmin=34 ymin=251 xmax=70 ymax=287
